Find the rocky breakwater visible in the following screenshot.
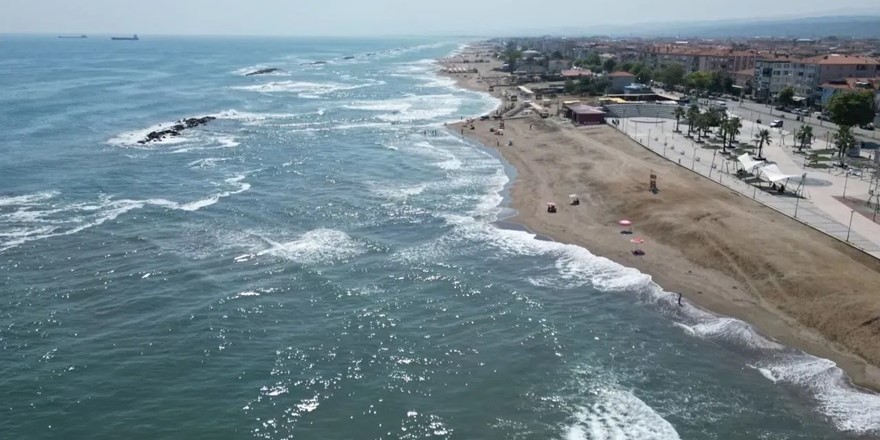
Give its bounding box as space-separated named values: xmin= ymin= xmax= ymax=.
xmin=244 ymin=68 xmax=282 ymax=76
xmin=137 ymin=116 xmax=216 ymax=144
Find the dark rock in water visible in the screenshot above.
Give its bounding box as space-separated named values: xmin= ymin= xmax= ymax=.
xmin=244 ymin=68 xmax=281 ymax=76
xmin=138 ymin=116 xmax=217 ymax=144
xmin=342 ymin=56 xmax=355 ymax=60
xmin=302 ymin=61 xmax=327 ymax=65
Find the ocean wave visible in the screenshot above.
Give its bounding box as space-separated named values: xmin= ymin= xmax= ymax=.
xmin=565 ymin=389 xmax=681 ymax=440
xmin=254 ymin=228 xmax=366 ymax=265
xmin=231 ymin=79 xmax=383 ymax=96
xmin=345 ymin=94 xmax=462 ymax=123
xmin=0 ymin=176 xmax=250 ymax=253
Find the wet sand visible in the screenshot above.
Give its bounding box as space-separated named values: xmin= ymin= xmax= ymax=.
xmin=442 ymin=48 xmax=880 ymax=392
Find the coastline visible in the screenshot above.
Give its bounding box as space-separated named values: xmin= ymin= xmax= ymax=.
xmin=438 ymin=46 xmax=880 ymax=394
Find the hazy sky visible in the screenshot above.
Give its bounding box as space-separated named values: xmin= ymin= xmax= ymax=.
xmin=2 ymin=0 xmax=878 ymax=36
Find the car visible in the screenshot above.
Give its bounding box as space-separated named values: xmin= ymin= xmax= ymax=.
xmin=774 ymin=105 xmax=786 ymax=112
xmin=860 ymin=123 xmax=875 ymax=131
xmin=770 ymin=120 xmax=784 ymax=128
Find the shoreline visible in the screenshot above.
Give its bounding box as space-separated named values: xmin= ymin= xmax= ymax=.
xmin=438 ymin=45 xmax=880 ymax=396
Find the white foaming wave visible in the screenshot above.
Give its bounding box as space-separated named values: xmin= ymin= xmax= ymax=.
xmin=256 ymin=228 xmax=366 ymax=265
xmin=346 ymin=94 xmax=462 ymax=123
xmin=565 ymin=389 xmax=681 ymax=440
xmin=679 ymin=317 xmax=785 ymax=351
xmin=371 ymin=183 xmax=428 ymax=201
xmin=753 ymin=355 xmax=880 ymax=434
xmin=0 ymin=191 xmax=59 ymax=207
xmin=0 ymin=176 xmax=250 ymax=253
xmin=188 ymin=157 xmax=229 ymax=169
xmin=231 ymin=79 xmax=383 ymax=96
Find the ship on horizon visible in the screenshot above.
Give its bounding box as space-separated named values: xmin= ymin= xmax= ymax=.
xmin=58 ymin=34 xmax=87 ymax=39
xmin=111 ymin=34 xmax=139 ymax=41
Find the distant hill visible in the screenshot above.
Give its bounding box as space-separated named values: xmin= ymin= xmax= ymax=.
xmin=595 ymin=15 xmax=880 ymax=39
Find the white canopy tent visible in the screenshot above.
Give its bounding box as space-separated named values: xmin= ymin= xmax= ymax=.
xmin=759 ymin=164 xmax=801 ymax=183
xmin=737 ymin=153 xmax=764 ymax=172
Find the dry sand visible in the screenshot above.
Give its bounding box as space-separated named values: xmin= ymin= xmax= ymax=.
xmin=442 ymin=51 xmax=880 ymax=392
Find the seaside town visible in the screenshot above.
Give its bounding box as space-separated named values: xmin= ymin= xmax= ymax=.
xmin=441 ymin=35 xmax=880 ymax=393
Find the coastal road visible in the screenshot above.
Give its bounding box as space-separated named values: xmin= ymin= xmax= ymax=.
xmin=721 ymin=100 xmax=879 ymax=147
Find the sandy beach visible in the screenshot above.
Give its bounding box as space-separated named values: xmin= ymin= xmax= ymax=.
xmin=442 ymin=47 xmax=880 ymax=391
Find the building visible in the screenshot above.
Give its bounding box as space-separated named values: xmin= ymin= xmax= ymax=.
xmin=819 ymin=78 xmax=880 ymax=109
xmin=561 ymin=68 xmax=593 ymax=79
xmin=754 ymin=54 xmax=880 ymax=105
xmin=565 ymin=104 xmax=606 ymax=125
xmin=624 ymin=83 xmax=652 ymax=95
xmin=547 ymin=59 xmax=568 ymax=74
xmin=732 ymin=69 xmax=754 ymax=87
xmin=802 ymin=54 xmax=880 ymax=86
xmin=753 ymin=57 xmax=818 ymax=104
xmin=608 ymin=71 xmax=636 ymax=93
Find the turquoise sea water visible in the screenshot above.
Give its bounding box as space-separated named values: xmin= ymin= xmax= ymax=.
xmin=1 ymin=36 xmax=878 ymax=439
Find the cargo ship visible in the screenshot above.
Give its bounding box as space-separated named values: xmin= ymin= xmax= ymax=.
xmin=58 ymin=35 xmax=87 ymax=39
xmin=111 ymin=34 xmax=139 ymax=41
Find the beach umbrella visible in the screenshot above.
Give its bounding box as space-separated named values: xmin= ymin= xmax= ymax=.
xmin=630 ymin=237 xmax=645 ymax=255
xmin=618 ymin=219 xmax=633 ymax=234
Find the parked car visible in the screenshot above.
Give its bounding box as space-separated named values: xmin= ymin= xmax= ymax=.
xmin=770 ymin=120 xmax=784 ymax=128
xmin=860 ymin=123 xmax=875 ymax=131
xmin=774 ymin=105 xmax=786 ymax=112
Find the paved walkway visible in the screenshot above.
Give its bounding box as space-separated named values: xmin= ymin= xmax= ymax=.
xmin=613 ymin=116 xmax=880 ymax=258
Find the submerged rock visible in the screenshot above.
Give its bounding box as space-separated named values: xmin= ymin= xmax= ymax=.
xmin=137 ymin=116 xmax=217 ymax=144
xmin=244 ymin=68 xmax=281 ymax=76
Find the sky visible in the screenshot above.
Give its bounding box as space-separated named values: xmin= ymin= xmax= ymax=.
xmin=1 ymin=0 xmax=879 ymax=36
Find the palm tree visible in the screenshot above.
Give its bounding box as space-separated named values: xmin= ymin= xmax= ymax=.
xmin=795 ymin=124 xmax=813 ymax=152
xmin=754 ymin=128 xmax=772 ymax=159
xmin=834 ymin=125 xmax=856 ymax=163
xmin=673 ymin=106 xmax=685 ymax=133
xmin=686 ymin=105 xmax=700 ymax=137
xmin=726 ymin=117 xmax=742 ymax=149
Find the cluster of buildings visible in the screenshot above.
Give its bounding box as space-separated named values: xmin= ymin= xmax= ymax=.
xmin=498 ymin=36 xmax=880 ymax=110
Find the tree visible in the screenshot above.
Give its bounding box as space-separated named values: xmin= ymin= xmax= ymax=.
xmin=673 ymin=106 xmax=685 ymax=132
xmin=795 ymin=124 xmax=813 ymax=152
xmin=725 ymin=117 xmax=742 ymax=149
xmin=503 ymin=42 xmax=521 ymax=72
xmin=777 ymin=87 xmax=795 ymax=107
xmin=686 ymin=71 xmax=711 ymax=94
xmin=686 ymin=105 xmax=700 ymax=136
xmin=827 ymin=90 xmax=876 ymax=128
xmin=834 ymin=125 xmax=857 ymax=161
xmin=754 ymin=128 xmax=772 ymax=159
xmin=635 ymin=67 xmax=654 ymax=84
xmin=722 ymin=76 xmax=735 ymax=94
xmin=658 ymin=64 xmax=685 ymax=88
xmin=586 ymin=52 xmax=601 ymax=67
xmin=564 ymin=79 xmax=575 ymax=94
xmin=603 ymin=58 xmax=617 ymax=74
xmin=551 ymin=50 xmax=564 ymax=60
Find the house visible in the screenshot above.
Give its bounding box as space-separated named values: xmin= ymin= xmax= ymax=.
xmin=565 ymin=104 xmax=606 ymax=125
xmin=547 ymin=59 xmax=568 ymax=74
xmin=608 ymin=71 xmax=636 ymax=93
xmin=624 ymin=83 xmax=652 ymax=95
xmin=561 ymin=68 xmax=593 ymax=79
xmin=819 ymin=78 xmax=880 ymax=109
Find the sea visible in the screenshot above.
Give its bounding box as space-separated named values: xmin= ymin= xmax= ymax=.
xmin=1 ymin=35 xmax=878 ymax=439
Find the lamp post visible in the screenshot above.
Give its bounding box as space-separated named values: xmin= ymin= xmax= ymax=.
xmin=846 ymin=210 xmax=855 ymax=242
xmin=843 ymin=171 xmax=850 ymax=199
